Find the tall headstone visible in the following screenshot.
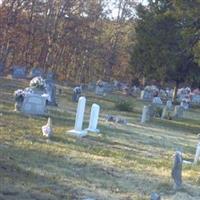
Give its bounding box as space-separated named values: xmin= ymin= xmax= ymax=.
xmin=68 ymin=97 xmax=87 ymax=137
xmin=87 ymin=104 xmax=100 ymax=133
xmin=171 ymin=151 xmax=183 ymax=190
xmin=0 ymin=62 xmax=4 ymax=75
xmin=141 ymin=105 xmax=150 ymax=123
xmin=45 ymin=79 xmax=57 ymax=106
xmin=72 ymin=86 xmax=82 ymax=102
xmin=194 ymin=143 xmax=200 ymax=164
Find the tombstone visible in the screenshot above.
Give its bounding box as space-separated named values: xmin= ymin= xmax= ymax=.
xmin=86 ymin=104 xmax=100 ymax=133
xmin=173 ymin=105 xmax=184 ymax=118
xmin=42 ymin=117 xmax=53 ymax=138
xmin=150 ymin=192 xmax=161 ymax=200
xmin=141 ymin=105 xmax=150 ymax=123
xmin=166 ymin=100 xmax=173 ymax=110
xmin=180 ymin=100 xmax=189 ymax=110
xmin=191 ymin=95 xmax=200 ymax=104
xmin=12 ymin=66 xmax=26 ymax=78
xmin=0 ymin=62 xmax=4 ymax=75
xmin=152 ymin=96 xmax=163 ymax=105
xmin=95 ymin=85 xmax=104 ymax=96
xmin=21 ymin=93 xmax=47 ymax=115
xmin=46 ymin=72 xmax=56 ymax=80
xmin=45 ymin=79 xmax=57 ymax=106
xmin=29 ymin=68 xmax=44 ymax=78
xmin=68 ymin=97 xmax=87 ymax=137
xmin=72 ymin=86 xmax=82 ymax=102
xmin=194 ymin=143 xmax=200 ymax=164
xmin=171 ymin=151 xmax=183 ymax=190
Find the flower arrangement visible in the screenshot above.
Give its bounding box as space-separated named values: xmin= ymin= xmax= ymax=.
xmin=30 ymin=76 xmax=46 ymax=90
xmin=13 ymin=89 xmax=25 ymax=102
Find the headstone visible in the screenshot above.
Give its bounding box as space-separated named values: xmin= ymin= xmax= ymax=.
xmin=180 ymin=100 xmax=189 ymax=110
xmin=21 ymin=93 xmax=47 ymax=115
xmin=12 ymin=66 xmax=26 ymax=78
xmin=45 ymin=79 xmax=57 ymax=106
xmin=194 ymin=142 xmax=200 ymax=164
xmin=141 ymin=105 xmax=150 ymax=123
xmin=72 ymin=86 xmax=82 ymax=102
xmin=95 ymin=85 xmax=104 ymax=96
xmin=150 ymin=192 xmax=161 ymax=200
xmin=166 ymin=100 xmax=173 ymax=110
xmin=68 ymin=97 xmax=87 ymax=137
xmin=191 ymin=95 xmax=200 ymax=104
xmin=29 ymin=68 xmax=44 ymax=78
xmin=86 ymin=104 xmax=100 ymax=133
xmin=173 ymin=105 xmax=184 ymax=118
xmin=152 ymin=96 xmax=163 ymax=105
xmin=171 ymin=151 xmax=183 ymax=190
xmin=0 ymin=62 xmax=4 ymax=75
xmin=46 ymin=72 xmax=56 ymax=80
xmin=42 ymin=117 xmax=53 ymax=138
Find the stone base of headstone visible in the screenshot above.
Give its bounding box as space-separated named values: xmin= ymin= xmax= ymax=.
xmin=68 ymin=129 xmax=88 ymax=137
xmin=86 ymin=128 xmax=100 ymax=133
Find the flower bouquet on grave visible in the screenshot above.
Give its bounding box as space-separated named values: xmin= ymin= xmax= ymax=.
xmin=13 ymin=89 xmax=25 ymax=111
xmin=30 ymin=76 xmax=46 ymax=90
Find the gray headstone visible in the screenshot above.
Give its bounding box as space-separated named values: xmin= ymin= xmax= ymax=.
xmin=95 ymin=85 xmax=104 ymax=96
xmin=29 ymin=68 xmax=44 ymax=78
xmin=46 ymin=72 xmax=56 ymax=80
xmin=171 ymin=151 xmax=182 ymax=190
xmin=72 ymin=86 xmax=82 ymax=102
xmin=173 ymin=105 xmax=184 ymax=118
xmin=150 ymin=192 xmax=161 ymax=200
xmin=0 ymin=62 xmax=4 ymax=74
xmin=12 ymin=66 xmax=26 ymax=78
xmin=21 ymin=94 xmax=47 ymax=115
xmin=45 ymin=80 xmax=57 ymax=106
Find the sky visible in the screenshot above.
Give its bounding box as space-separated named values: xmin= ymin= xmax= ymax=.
xmin=109 ymin=0 xmax=148 ymax=19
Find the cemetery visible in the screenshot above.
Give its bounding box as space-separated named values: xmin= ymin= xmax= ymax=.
xmin=0 ymin=77 xmax=200 ymax=200
xmin=0 ymin=0 xmax=200 ymax=199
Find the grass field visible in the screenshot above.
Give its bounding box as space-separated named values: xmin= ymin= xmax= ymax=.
xmin=0 ymin=77 xmax=200 ymax=200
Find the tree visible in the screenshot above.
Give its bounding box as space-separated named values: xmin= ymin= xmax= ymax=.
xmin=129 ymin=0 xmax=200 ymax=101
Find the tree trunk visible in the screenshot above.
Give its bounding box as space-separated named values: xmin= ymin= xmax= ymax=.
xmin=172 ymin=81 xmax=179 ymax=103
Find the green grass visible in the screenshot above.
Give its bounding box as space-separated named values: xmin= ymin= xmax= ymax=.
xmin=1 ymin=77 xmax=200 ymax=200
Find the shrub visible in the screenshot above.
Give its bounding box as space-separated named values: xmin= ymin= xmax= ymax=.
xmin=115 ymin=100 xmax=133 ymax=112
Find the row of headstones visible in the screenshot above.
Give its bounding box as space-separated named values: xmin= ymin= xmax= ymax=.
xmin=69 ymin=96 xmax=100 ymax=137
xmin=0 ymin=65 xmax=55 ymax=79
xmin=42 ymin=97 xmax=100 ymax=138
xmin=141 ymin=103 xmax=184 ymax=123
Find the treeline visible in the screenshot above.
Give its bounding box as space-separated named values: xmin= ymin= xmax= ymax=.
xmin=0 ymin=0 xmax=136 ymax=83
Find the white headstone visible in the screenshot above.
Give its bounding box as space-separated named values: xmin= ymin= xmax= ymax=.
xmin=194 ymin=143 xmax=200 ymax=164
xmin=86 ymin=104 xmax=100 ymax=133
xmin=141 ymin=105 xmax=150 ymax=123
xmin=68 ymin=96 xmax=87 ymax=137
